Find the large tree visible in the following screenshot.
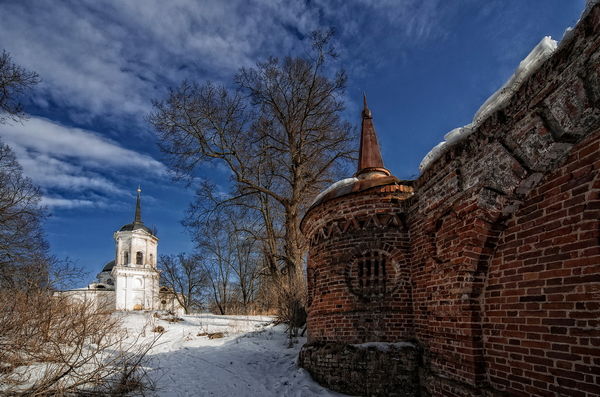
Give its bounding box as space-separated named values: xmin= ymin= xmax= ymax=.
xmin=0 ymin=139 xmax=49 ymax=289
xmin=150 ymin=33 xmax=354 ymax=294
xmin=0 ymin=50 xmax=39 ymax=124
xmin=0 ymin=51 xmax=46 ymax=288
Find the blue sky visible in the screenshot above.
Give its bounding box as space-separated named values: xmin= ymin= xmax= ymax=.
xmin=0 ymin=0 xmax=586 ymax=281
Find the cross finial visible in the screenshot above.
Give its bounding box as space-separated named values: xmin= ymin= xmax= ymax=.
xmin=362 ymin=92 xmax=372 ymax=118
xmin=134 ymin=186 xmax=142 ymax=224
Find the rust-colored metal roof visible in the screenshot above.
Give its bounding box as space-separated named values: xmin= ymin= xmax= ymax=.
xmin=356 ymin=95 xmax=390 ymax=179
xmin=302 ymin=96 xmax=414 ymax=221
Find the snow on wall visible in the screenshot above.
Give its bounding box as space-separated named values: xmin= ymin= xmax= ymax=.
xmin=419 ymin=36 xmax=558 ymax=173
xmin=310 ymin=177 xmax=358 ymax=207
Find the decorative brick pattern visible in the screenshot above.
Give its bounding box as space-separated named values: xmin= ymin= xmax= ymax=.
xmin=300 ymin=5 xmax=600 ymax=397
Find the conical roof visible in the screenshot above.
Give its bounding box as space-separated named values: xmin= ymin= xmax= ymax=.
xmin=119 ymin=186 xmax=153 ymax=235
xmin=356 ymin=94 xmax=391 ymax=179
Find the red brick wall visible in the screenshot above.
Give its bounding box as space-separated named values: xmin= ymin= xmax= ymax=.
xmin=301 ymin=4 xmax=600 ymax=396
xmin=407 ymin=5 xmax=600 ymax=395
xmin=483 ymin=130 xmax=600 ymax=396
xmin=303 ymin=185 xmax=415 ymax=344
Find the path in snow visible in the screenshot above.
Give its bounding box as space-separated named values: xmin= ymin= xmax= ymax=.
xmin=120 ymin=313 xmax=346 ymax=397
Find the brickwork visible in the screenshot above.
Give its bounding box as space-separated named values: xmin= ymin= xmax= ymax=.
xmin=300 ymin=4 xmax=600 ymax=396
xmin=300 ymin=342 xmax=420 ymax=396
xmin=483 ymin=130 xmax=600 ymax=396
xmin=303 ymin=184 xmax=415 ymax=343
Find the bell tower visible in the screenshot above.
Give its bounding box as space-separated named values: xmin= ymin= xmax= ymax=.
xmin=111 ymin=187 xmax=160 ymax=311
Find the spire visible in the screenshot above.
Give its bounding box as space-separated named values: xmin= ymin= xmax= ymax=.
xmin=134 ymin=186 xmax=142 ymax=224
xmin=356 ymin=94 xmax=390 ymax=179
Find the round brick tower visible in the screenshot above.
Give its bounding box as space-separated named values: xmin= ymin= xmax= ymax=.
xmin=299 ymin=97 xmax=418 ymax=396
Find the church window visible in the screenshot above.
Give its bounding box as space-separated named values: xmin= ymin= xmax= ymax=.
xmin=349 ymin=250 xmax=388 ymax=301
xmin=107 ymin=278 xmax=113 ymax=285
xmin=136 ymin=251 xmax=143 ymax=265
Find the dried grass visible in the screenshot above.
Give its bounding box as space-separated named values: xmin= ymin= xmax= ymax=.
xmin=0 ymin=289 xmax=160 ymax=395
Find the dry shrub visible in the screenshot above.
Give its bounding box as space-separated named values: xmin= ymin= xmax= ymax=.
xmin=152 ymin=326 xmax=165 ymax=333
xmin=265 ymin=273 xmax=307 ymax=344
xmin=0 ymin=289 xmax=160 ymax=395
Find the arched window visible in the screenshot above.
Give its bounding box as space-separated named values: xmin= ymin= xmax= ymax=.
xmin=123 ymin=251 xmax=129 ymax=265
xmin=136 ymin=251 xmax=143 ymax=265
xmin=347 ymin=250 xmax=389 ymax=301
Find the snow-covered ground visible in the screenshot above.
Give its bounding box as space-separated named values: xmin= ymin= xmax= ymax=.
xmin=120 ymin=312 xmax=346 ymax=397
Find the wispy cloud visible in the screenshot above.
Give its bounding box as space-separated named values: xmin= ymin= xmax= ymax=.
xmin=0 ymin=117 xmax=167 ymax=209
xmin=0 ymin=0 xmax=446 ymax=212
xmin=40 ymin=197 xmax=97 ymax=209
xmin=0 ymin=117 xmax=166 ymax=174
xmin=0 ymin=0 xmax=445 ymax=129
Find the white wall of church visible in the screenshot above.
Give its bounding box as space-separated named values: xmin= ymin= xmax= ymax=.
xmin=55 ymin=289 xmax=115 ymax=312
xmin=115 ymin=233 xmax=157 ymax=267
xmin=112 ymin=269 xmax=159 ymax=310
xmin=112 ymin=228 xmax=159 ymax=311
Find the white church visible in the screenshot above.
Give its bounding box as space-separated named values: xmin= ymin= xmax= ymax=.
xmin=58 ymin=188 xmax=182 ymax=313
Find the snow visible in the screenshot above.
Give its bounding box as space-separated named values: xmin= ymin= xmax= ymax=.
xmin=120 ymin=312 xmax=347 ymax=397
xmin=351 ymin=341 xmax=415 ymax=352
xmin=310 ymin=177 xmax=358 ymax=207
xmin=419 ymin=36 xmax=558 ymax=173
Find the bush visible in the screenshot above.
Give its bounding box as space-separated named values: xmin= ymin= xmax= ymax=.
xmin=0 ymin=289 xmax=159 ymax=395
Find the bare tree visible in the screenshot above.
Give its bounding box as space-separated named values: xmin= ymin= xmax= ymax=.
xmin=197 ymin=216 xmax=235 ymax=315
xmin=230 ymin=229 xmax=261 ymax=311
xmin=150 ymin=31 xmax=355 ymax=328
xmin=159 ymin=253 xmax=208 ymax=314
xmin=0 ymin=140 xmax=50 ymax=290
xmin=0 ymin=50 xmax=39 ymax=124
xmin=150 ymin=31 xmax=353 ymax=278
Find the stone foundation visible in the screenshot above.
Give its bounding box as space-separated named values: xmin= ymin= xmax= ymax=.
xmin=299 ymin=341 xmax=421 ymax=396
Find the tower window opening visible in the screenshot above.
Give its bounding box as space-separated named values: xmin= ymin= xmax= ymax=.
xmin=355 ymin=251 xmax=387 ymax=299
xmin=123 ymin=251 xmax=129 ymax=265
xmin=136 ymin=251 xmax=143 ymax=265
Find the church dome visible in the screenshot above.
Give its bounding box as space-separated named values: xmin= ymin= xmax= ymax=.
xmin=119 ymin=222 xmax=154 ymax=234
xmin=102 ymin=260 xmax=115 ymax=272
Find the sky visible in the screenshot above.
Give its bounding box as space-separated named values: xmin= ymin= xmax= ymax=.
xmin=0 ymin=0 xmax=586 ymax=282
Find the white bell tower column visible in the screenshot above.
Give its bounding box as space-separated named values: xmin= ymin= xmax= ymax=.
xmin=111 ymin=187 xmax=160 ymax=311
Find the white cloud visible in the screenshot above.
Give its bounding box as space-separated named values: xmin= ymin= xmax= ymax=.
xmin=0 ymin=117 xmax=166 ymax=174
xmin=40 ymin=197 xmax=97 ymax=209
xmin=11 ymin=148 xmax=123 ymax=194
xmin=0 ymin=117 xmax=167 ymax=206
xmin=0 ymin=0 xmax=444 ymax=128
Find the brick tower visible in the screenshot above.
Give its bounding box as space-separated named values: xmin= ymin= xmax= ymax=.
xmin=299 ymin=97 xmax=419 ymax=396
